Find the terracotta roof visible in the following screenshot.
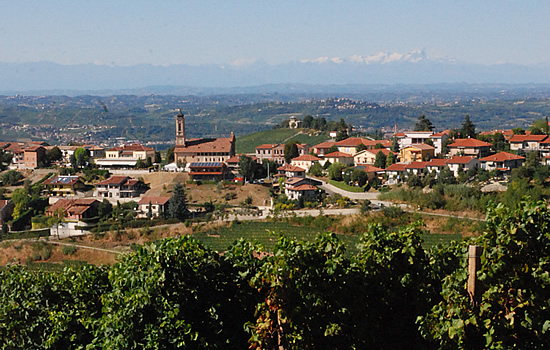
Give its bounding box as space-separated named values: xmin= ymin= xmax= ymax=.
xmin=24 ymin=145 xmax=44 ymax=152
xmin=431 ymin=130 xmax=450 ymax=137
xmin=374 ymin=140 xmax=393 ymax=148
xmin=277 ymin=164 xmax=305 ymax=172
xmin=385 ymin=163 xmax=407 ymax=171
xmin=291 ymin=154 xmax=321 ymax=161
xmin=313 ymin=141 xmax=337 ymax=149
xmin=354 ymin=164 xmax=384 ymax=172
xmin=285 ymin=177 xmax=308 ymax=185
xmin=403 ymin=143 xmax=435 ymax=150
xmin=405 ymin=161 xmax=429 ymax=169
xmin=256 ymin=144 xmax=279 ymax=149
xmin=394 ymin=132 xmax=406 ymax=137
xmin=289 ymin=184 xmax=317 ymax=191
xmin=449 ymin=138 xmax=492 ymax=148
xmin=509 ymin=134 xmax=548 ymax=143
xmin=225 ymin=154 xmax=258 ymax=164
xmin=446 ymin=156 xmax=476 ymax=164
xmin=138 ymin=197 xmax=171 ymax=205
xmin=0 ymin=142 xmax=11 ymax=149
xmin=174 ymin=137 xmax=234 ymax=154
xmin=479 ymin=152 xmax=526 ymax=162
xmin=46 ymin=199 xmax=98 ymax=215
xmin=323 ymin=151 xmax=354 ymax=158
xmin=427 ymin=159 xmax=448 ymax=167
xmin=335 ymin=137 xmax=377 ymax=147
xmin=95 ymin=176 xmax=129 ymax=186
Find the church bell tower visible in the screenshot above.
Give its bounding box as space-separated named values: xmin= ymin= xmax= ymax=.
xmin=176 ymin=109 xmax=186 ymax=146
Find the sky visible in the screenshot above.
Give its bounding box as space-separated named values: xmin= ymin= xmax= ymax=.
xmin=1 ymin=1 xmax=549 ymax=67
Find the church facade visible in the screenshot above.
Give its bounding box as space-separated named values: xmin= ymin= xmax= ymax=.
xmin=173 ymin=110 xmax=236 ymax=165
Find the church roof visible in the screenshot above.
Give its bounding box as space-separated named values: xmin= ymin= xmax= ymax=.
xmin=175 ymin=137 xmax=234 ymax=154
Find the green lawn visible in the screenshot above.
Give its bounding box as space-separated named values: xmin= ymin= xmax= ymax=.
xmin=236 ymin=128 xmax=330 ymax=153
xmin=192 ymin=221 xmax=462 ymax=254
xmin=327 ymin=179 xmax=367 ymax=193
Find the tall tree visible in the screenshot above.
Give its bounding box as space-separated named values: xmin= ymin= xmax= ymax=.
xmin=391 ymin=138 xmax=400 ymax=152
xmin=239 ymin=155 xmax=258 ymax=182
xmin=386 ymin=152 xmax=396 ymax=167
xmin=284 ymin=142 xmax=299 ymax=164
xmin=374 ymin=151 xmax=387 ymax=169
xmin=168 ymin=183 xmax=188 ymax=221
xmin=302 ymin=115 xmax=313 ymax=129
xmin=0 ymin=149 xmax=12 ymax=171
xmin=460 ymin=114 xmax=476 ymax=138
xmin=414 ymin=115 xmax=434 ymax=132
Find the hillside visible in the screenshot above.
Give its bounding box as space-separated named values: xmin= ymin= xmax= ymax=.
xmin=235 ymin=128 xmax=331 ymax=154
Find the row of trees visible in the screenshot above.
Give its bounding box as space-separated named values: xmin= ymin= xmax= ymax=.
xmin=0 ymin=198 xmax=548 ymax=348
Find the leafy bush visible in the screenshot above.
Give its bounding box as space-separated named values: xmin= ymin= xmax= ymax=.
xmin=61 ymin=245 xmax=77 ymax=256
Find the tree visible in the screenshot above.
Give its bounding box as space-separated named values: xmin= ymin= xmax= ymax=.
xmin=356 ymin=143 xmax=368 ymax=152
xmin=386 ymin=152 xmax=396 ymax=167
xmin=308 ymin=162 xmax=324 ymax=177
xmin=47 ymin=207 xmax=66 ymax=238
xmin=530 ymin=118 xmax=548 ymax=135
xmin=327 ymin=145 xmax=339 ymax=154
xmin=168 ymin=183 xmax=188 ymax=221
xmin=284 ymin=142 xmax=299 ymax=164
xmin=414 ymin=115 xmax=434 ymax=131
xmin=0 ymin=170 xmax=24 ymax=186
xmin=391 ymin=138 xmax=400 ymax=152
xmin=335 ymin=129 xmax=349 ymax=142
xmin=74 ymin=147 xmax=88 ymax=169
xmin=512 ymin=127 xmax=525 ymax=135
xmin=302 ymin=115 xmax=313 ymax=128
xmin=154 ymin=151 xmax=161 ymax=164
xmin=11 ymin=188 xmax=30 ymax=220
xmin=374 ymin=151 xmax=387 ymax=169
xmin=351 ymin=169 xmax=368 ymax=187
xmin=239 ymin=155 xmax=258 ymax=183
xmin=165 ymin=146 xmax=175 ymax=163
xmin=460 ymin=115 xmax=476 ymax=138
xmin=97 ymin=199 xmax=113 ymax=219
xmin=47 ymin=146 xmax=63 ymax=164
xmin=0 ymin=149 xmax=12 ymax=171
xmin=327 ymin=162 xmax=346 ymax=181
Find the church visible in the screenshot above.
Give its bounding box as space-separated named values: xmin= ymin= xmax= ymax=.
xmin=173 ymin=110 xmax=236 ymax=165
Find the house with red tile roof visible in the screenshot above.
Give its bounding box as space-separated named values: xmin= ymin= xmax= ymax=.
xmin=255 ymin=144 xmax=285 ymax=164
xmin=447 ymin=138 xmax=492 ymax=158
xmin=446 ymin=156 xmax=479 ymax=177
xmin=405 ymin=161 xmax=429 ymax=175
xmin=335 ymin=137 xmax=378 ymax=155
xmin=479 ymin=152 xmax=525 ymax=172
xmin=385 ymin=163 xmax=407 ymax=179
xmin=509 ymin=134 xmax=548 ymax=152
xmin=137 ymin=196 xmax=171 ymax=218
xmin=283 ymin=177 xmax=317 ymax=200
xmin=93 ymin=176 xmax=147 ymax=199
xmin=312 ymin=140 xmax=337 ymax=156
xmin=46 ymin=199 xmax=99 ymax=221
xmin=322 ymin=151 xmax=355 ymax=166
xmin=430 ymin=130 xmax=451 ymax=156
xmin=426 ymin=158 xmax=449 ymax=174
xmin=353 ymin=149 xmax=396 ymax=166
xmin=23 ymin=145 xmax=46 ymax=169
xmin=277 ymin=164 xmax=306 ymax=178
xmin=290 ymin=154 xmax=321 ymax=172
xmin=96 ymin=143 xmax=156 ymax=168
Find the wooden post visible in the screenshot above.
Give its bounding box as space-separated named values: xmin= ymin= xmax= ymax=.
xmin=467 ymin=245 xmax=483 ymax=305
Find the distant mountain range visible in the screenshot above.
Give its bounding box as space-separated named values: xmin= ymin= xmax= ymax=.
xmin=2 ymin=51 xmax=550 ymax=95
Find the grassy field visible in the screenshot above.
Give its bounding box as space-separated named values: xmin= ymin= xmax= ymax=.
xmin=328 ymin=179 xmax=367 ymax=193
xmin=236 ymin=128 xmax=330 ymax=153
xmin=192 ymin=221 xmax=462 ymax=254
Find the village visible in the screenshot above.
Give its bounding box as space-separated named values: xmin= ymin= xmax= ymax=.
xmin=0 ymin=110 xmax=547 ymax=243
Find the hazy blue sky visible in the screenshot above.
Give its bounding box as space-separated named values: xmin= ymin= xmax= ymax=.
xmin=1 ymin=1 xmax=548 ymax=66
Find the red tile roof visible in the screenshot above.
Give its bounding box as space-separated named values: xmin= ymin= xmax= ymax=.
xmin=278 ymin=165 xmax=306 ymax=172
xmin=385 ymin=163 xmax=407 ymax=171
xmin=446 ymin=156 xmax=476 ymax=164
xmin=292 ymin=154 xmax=321 ymax=162
xmin=449 ymin=138 xmax=492 ymax=148
xmin=405 ymin=161 xmax=429 ymax=169
xmin=226 ymin=154 xmax=258 ymax=164
xmin=289 ymin=184 xmax=317 ymax=191
xmin=175 ymin=137 xmax=234 ymax=154
xmin=509 ymin=134 xmax=548 ymax=143
xmin=95 ymin=176 xmax=130 ymax=186
xmin=403 ymin=143 xmax=435 ymax=150
xmin=427 ymin=159 xmax=448 ymax=167
xmin=138 ymin=196 xmax=171 ymax=205
xmin=323 ymin=151 xmax=354 ymax=158
xmin=479 ymin=152 xmax=525 ymax=162
xmin=256 ymin=144 xmax=279 ymax=149
xmin=313 ymin=141 xmax=336 ymax=149
xmin=355 ymin=164 xmax=384 ymax=172
xmin=335 ymin=137 xmax=377 ymax=147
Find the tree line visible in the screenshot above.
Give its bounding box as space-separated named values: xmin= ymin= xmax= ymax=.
xmin=0 ymin=198 xmax=548 ymax=349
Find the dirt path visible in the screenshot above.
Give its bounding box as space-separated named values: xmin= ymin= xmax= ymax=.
xmin=44 ymin=239 xmax=124 ymax=255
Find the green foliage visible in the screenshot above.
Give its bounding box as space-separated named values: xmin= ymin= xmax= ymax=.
xmin=414 ymin=114 xmax=434 ymax=131
xmin=351 ymin=168 xmax=368 ymax=187
xmin=168 ymin=183 xmax=188 ymax=221
xmin=0 ymin=149 xmax=12 ymax=171
xmin=420 ymin=199 xmax=550 ymax=349
xmin=284 ymin=141 xmax=299 ymax=164
xmin=239 ymin=154 xmax=258 ymax=182
xmin=62 ymin=245 xmax=78 ymax=256
xmin=308 ymin=161 xmax=323 ymax=176
xmin=460 ymin=114 xmax=476 ymax=138
xmin=327 ymin=162 xmax=346 ymax=181
xmin=374 ymin=150 xmax=387 ymax=168
xmin=0 ymin=170 xmax=24 ymax=186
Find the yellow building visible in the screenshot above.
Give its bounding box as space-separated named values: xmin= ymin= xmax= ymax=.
xmin=400 ymin=144 xmax=435 ymax=162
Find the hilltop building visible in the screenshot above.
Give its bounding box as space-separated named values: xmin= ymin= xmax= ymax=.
xmin=173 ymin=110 xmax=235 ymax=165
